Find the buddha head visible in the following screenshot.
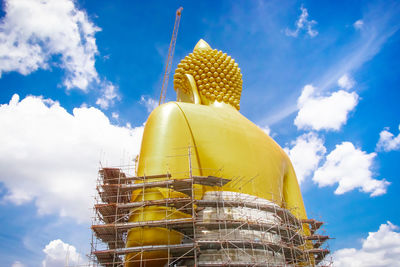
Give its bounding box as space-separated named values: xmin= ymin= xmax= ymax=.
xmin=173 ymin=39 xmax=243 ymax=110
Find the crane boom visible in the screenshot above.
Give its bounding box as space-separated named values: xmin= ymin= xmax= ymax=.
xmin=159 ymin=7 xmax=183 ymax=105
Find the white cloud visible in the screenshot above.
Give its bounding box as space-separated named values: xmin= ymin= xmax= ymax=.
xmin=338 ymin=74 xmax=355 ymax=90
xmin=313 ymin=142 xmax=390 ymax=196
xmin=0 ymin=0 xmax=100 ymax=90
xmin=285 ymin=6 xmax=318 ymax=38
xmin=95 ymin=81 xmax=120 ymax=109
xmin=294 ymin=84 xmax=359 ymax=131
xmin=354 ymin=19 xmax=364 ymax=30
xmin=0 ymin=94 xmax=144 ymax=222
xmin=265 ymin=6 xmax=399 ymax=126
xmin=257 ymin=125 xmax=271 ymax=135
xmin=112 ymin=112 xmax=119 ymax=120
xmin=11 ymin=261 xmax=26 ymax=267
xmin=140 ymin=95 xmax=158 ymax=113
xmin=284 ymin=133 xmax=326 ymax=184
xmin=42 ymin=239 xmax=86 ymax=267
xmin=333 ymin=222 xmax=400 ymax=267
xmin=376 ymin=125 xmax=400 ymax=152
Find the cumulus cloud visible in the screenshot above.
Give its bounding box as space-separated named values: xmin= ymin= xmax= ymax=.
xmin=11 ymin=261 xmax=26 ymax=267
xmin=338 ymin=74 xmax=355 ymax=90
xmin=284 ymin=133 xmax=326 ymax=184
xmin=140 ymin=95 xmax=158 ymax=113
xmin=294 ymin=84 xmax=359 ymax=131
xmin=354 ymin=19 xmax=364 ymax=30
xmin=333 ymin=222 xmax=400 ymax=266
xmin=376 ymin=125 xmax=400 ymax=152
xmin=95 ymin=81 xmax=120 ymax=109
xmin=0 ymin=94 xmax=144 ymax=222
xmin=42 ymin=239 xmax=86 ymax=267
xmin=112 ymin=112 xmax=119 ymax=120
xmin=285 ymin=5 xmax=318 ymax=38
xmin=257 ymin=125 xmax=271 ymax=135
xmin=313 ymin=142 xmax=390 ymax=196
xmin=0 ymin=0 xmax=102 ymax=90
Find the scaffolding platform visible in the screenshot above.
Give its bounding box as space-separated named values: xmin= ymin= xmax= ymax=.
xmin=302 ymin=218 xmax=324 ymax=234
xmin=90 ymin=166 xmax=331 ymax=266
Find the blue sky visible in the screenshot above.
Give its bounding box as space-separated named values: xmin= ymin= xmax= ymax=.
xmin=0 ymin=0 xmax=399 ymax=266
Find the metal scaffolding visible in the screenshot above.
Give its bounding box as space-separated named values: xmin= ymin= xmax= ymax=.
xmin=90 ymin=154 xmax=331 ymax=267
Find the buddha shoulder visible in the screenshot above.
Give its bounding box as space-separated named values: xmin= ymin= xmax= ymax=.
xmin=148 ymin=101 xmax=242 ymax=126
xmin=148 ymin=102 xmax=285 ymax=152
xmin=146 ymin=102 xmax=187 ymax=126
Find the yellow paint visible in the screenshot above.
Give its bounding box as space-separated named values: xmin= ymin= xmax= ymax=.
xmin=125 ymin=40 xmax=308 ymax=266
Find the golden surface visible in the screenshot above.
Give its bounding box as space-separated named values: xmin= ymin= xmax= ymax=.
xmin=125 ymin=40 xmax=308 ymax=266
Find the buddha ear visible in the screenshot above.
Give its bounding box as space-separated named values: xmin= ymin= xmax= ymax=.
xmin=184 ymin=74 xmax=202 ymax=104
xmin=176 ymin=74 xmax=202 ymax=104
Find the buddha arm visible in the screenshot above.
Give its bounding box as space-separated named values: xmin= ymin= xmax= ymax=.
xmin=283 ymin=160 xmax=308 ymax=220
xmin=137 ymin=102 xmax=199 ymax=177
xmin=283 ymin=158 xmax=313 ymax=262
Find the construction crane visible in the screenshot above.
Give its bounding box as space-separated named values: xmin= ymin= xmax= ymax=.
xmin=158 ymin=7 xmax=183 ymax=105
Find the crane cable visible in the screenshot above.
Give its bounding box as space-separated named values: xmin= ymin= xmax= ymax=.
xmin=159 ymin=7 xmax=183 ymax=105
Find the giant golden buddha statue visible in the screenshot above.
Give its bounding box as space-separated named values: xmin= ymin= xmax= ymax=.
xmin=125 ymin=40 xmax=310 ymax=266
